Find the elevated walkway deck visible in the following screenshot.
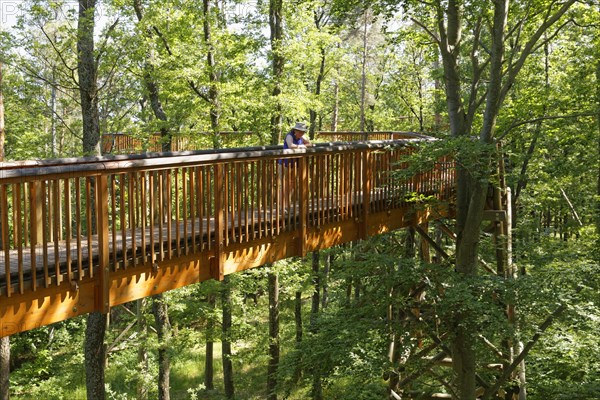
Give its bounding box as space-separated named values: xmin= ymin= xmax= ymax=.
xmin=0 ymin=137 xmax=454 ymax=337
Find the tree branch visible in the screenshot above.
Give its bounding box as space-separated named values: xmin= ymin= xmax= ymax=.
xmin=38 ymin=25 xmax=79 ymax=87
xmin=482 ymin=285 xmax=584 ymax=399
xmin=496 ymin=112 xmax=595 ymax=140
xmin=189 ymin=81 xmax=210 ymax=102
xmin=498 ymin=0 xmax=577 ymax=107
xmin=96 ymin=18 xmax=120 ymax=66
xmin=410 ymin=18 xmax=440 ymax=46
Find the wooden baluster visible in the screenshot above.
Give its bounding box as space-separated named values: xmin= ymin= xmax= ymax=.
xmin=158 ymin=171 xmax=164 ymax=261
xmin=250 ymin=163 xmax=256 ymax=241
xmin=165 ymin=170 xmax=172 ymax=259
xmin=197 ymin=167 xmax=204 ymax=251
xmin=212 ymin=163 xmax=225 ymax=281
xmin=85 ymin=178 xmax=93 ymax=278
xmin=361 ymin=150 xmax=372 ymax=240
xmin=1 ymin=184 xmax=10 ymax=296
xmin=76 ymin=178 xmax=83 ymax=280
xmin=225 ymin=164 xmax=232 ymax=245
xmin=243 ymin=163 xmax=249 ymax=243
xmin=149 ymin=173 xmax=155 ymax=264
xmin=182 ymin=168 xmax=188 ymax=255
xmin=237 ymin=163 xmax=243 ymax=242
xmin=110 ymin=175 xmax=117 ymax=270
xmin=121 ymin=173 xmax=128 ymax=266
xmin=140 ymin=172 xmax=147 ymax=264
xmin=175 ymin=169 xmax=181 ymax=257
xmin=206 ymin=167 xmax=212 ymax=251
xmin=189 ymin=168 xmax=196 ymax=253
xmin=14 ymin=183 xmax=24 ymax=294
xmin=298 ymin=157 xmax=308 ymax=257
xmin=258 ymin=160 xmax=264 ymax=240
xmin=129 ymin=172 xmax=136 ymax=267
xmin=29 ymin=182 xmax=39 ymax=291
xmin=65 ymin=179 xmax=72 ymax=284
xmin=96 ymin=175 xmax=110 ymax=314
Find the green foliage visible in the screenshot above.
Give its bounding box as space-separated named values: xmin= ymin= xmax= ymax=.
xmin=1 ymin=1 xmax=598 ymax=399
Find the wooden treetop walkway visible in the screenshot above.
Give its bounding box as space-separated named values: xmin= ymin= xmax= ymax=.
xmin=0 ymin=134 xmax=455 ymax=337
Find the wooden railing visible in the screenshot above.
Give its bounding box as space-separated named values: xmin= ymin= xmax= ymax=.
xmin=316 ymin=131 xmax=431 ymax=142
xmin=101 ymin=132 xmax=256 ymax=154
xmin=100 ymin=131 xmax=430 ymax=154
xmin=0 ymin=139 xmax=454 ymax=336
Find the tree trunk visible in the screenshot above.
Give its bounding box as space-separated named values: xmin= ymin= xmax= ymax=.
xmin=137 ymin=299 xmax=149 ymax=400
xmin=203 ymin=0 xmax=220 ymax=143
xmin=269 ymin=0 xmax=284 ymax=145
xmin=438 ymin=0 xmax=477 ymax=394
xmin=293 ymin=290 xmax=303 ymax=383
xmin=221 ymin=276 xmax=235 ymax=399
xmin=388 ymin=228 xmax=417 ymax=397
xmin=596 ymin=55 xmax=600 ymax=258
xmin=85 ymin=312 xmax=107 ymax=400
xmin=267 ymin=271 xmax=279 ymax=400
xmin=1 ymin=63 xmax=10 ymax=400
xmin=310 ymin=251 xmax=320 ymax=330
xmin=50 ymin=69 xmax=58 ymax=157
xmin=331 ymin=79 xmax=339 ymax=131
xmin=267 ymin=0 xmax=284 ymax=392
xmin=152 ymin=294 xmax=171 ymax=400
xmin=0 ymin=336 xmax=8 ymax=400
xmin=0 ymin=61 xmax=4 ymax=249
xmin=359 ymin=11 xmax=369 ymax=132
xmin=0 ymin=61 xmax=4 ymax=160
xmin=310 ymin=251 xmax=322 ymax=399
xmin=78 ymin=0 xmax=100 ymax=156
xmin=423 ymin=0 xmax=576 ymax=393
xmin=309 ymin=45 xmax=326 ymax=140
xmin=322 ymin=253 xmax=331 ymax=309
xmin=133 ymin=0 xmax=171 ymax=152
xmin=204 ymin=293 xmax=216 ymax=390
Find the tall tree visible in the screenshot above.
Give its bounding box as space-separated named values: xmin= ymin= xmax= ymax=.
xmin=85 ymin=312 xmax=107 ymax=399
xmin=78 ymin=2 xmax=108 ymax=396
xmin=221 ymin=276 xmax=235 ymax=398
xmin=133 ymin=0 xmax=172 ymax=151
xmin=137 ymin=299 xmax=149 ymax=400
xmin=203 ymin=0 xmax=220 ymax=141
xmin=266 ymin=0 xmax=285 ymax=396
xmin=310 ymin=251 xmax=322 ymax=400
xmin=267 ymin=268 xmax=279 ymax=400
xmin=407 ymin=1 xmax=578 ymax=397
xmin=78 ymin=0 xmax=100 ymax=156
xmin=307 ymin=4 xmax=333 ymax=138
xmin=153 ymin=294 xmax=171 ymax=400
xmin=596 ymin=29 xmax=600 ymax=258
xmin=359 ymin=10 xmax=370 ymax=132
xmin=269 ymin=0 xmax=284 ymax=144
xmin=0 ymin=60 xmax=9 ymax=400
xmin=0 ymin=335 xmax=7 ymax=400
xmin=0 ymin=61 xmax=5 ymax=160
xmin=204 ymin=293 xmax=216 ymax=390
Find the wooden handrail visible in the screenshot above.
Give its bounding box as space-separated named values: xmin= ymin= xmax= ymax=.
xmin=96 ymin=131 xmax=433 ymax=154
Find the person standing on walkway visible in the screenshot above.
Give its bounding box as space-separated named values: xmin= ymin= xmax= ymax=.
xmin=283 ymin=122 xmax=312 ymax=150
xmin=279 ymin=122 xmax=313 ymax=215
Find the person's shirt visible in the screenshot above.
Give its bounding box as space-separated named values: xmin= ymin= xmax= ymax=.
xmin=284 ymin=130 xmax=312 ymax=149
